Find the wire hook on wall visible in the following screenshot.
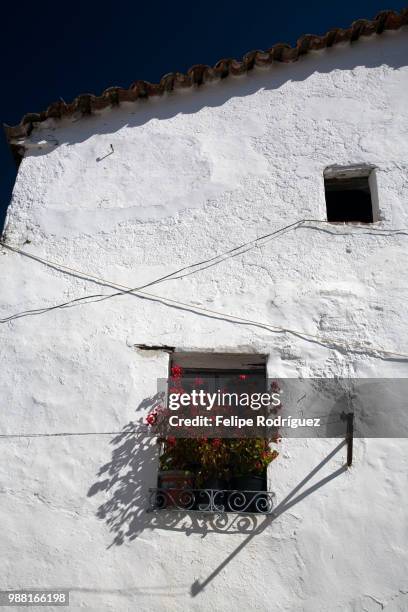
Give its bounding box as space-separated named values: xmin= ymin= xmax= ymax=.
xmin=96 ymin=144 xmax=114 ymax=162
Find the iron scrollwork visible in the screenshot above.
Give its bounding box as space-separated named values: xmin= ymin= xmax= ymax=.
xmin=148 ymin=488 xmax=275 ymax=514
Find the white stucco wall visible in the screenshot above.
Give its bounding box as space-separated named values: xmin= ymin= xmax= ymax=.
xmin=1 ymin=29 xmax=408 ymax=611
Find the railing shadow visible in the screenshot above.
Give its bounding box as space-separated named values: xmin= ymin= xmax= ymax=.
xmin=89 ymin=404 xmax=347 ymax=550
xmin=88 ymin=395 xmax=266 ymax=545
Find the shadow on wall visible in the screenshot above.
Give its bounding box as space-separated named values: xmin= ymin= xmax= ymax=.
xmin=87 ymin=393 xmax=162 ymax=547
xmin=24 ymin=31 xmax=407 ymax=156
xmin=87 ymin=392 xmax=265 ymax=547
xmin=88 ymin=404 xmax=347 ymax=596
xmin=88 ymin=392 xmax=348 ymax=549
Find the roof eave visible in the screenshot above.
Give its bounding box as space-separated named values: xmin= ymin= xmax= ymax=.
xmin=5 ymin=8 xmax=408 ymax=165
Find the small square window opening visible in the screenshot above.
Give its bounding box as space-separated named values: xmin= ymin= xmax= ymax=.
xmin=324 ymin=165 xmax=377 ymax=223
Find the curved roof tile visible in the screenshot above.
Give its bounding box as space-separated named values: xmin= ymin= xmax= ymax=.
xmin=4 ymin=8 xmax=408 ymax=159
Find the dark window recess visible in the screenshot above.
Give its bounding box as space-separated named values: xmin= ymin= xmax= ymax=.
xmin=325 ymin=176 xmax=373 ymax=223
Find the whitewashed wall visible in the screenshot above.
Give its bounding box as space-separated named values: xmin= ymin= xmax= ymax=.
xmin=1 ymin=30 xmax=408 ymax=611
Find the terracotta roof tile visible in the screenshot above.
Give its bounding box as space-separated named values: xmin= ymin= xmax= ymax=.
xmin=4 ymin=8 xmax=408 ymax=160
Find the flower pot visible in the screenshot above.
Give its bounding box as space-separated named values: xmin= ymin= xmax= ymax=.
xmin=202 ymin=476 xmax=228 ymax=490
xmin=157 ymin=470 xmax=195 ymax=510
xmin=230 ymin=474 xmax=266 ymax=513
xmin=232 ymin=474 xmax=266 ymax=491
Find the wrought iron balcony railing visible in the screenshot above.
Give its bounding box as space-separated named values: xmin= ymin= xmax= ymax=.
xmin=148 ymin=488 xmax=276 ymax=515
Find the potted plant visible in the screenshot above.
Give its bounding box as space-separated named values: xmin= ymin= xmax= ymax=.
xmin=229 ymin=438 xmax=278 ymax=511
xmin=195 ymin=438 xmax=231 ymax=488
xmin=192 ymin=438 xmax=232 ymax=509
xmin=157 ymin=437 xmax=233 ymax=510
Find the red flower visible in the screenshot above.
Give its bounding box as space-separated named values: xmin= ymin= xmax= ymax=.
xmin=167 ymin=436 xmax=176 ymax=446
xmin=212 ymin=438 xmax=222 ymax=448
xmin=171 ymin=365 xmax=183 ymax=379
xmin=239 ymin=374 xmax=247 ymax=381
xmin=194 ymin=376 xmax=204 ymax=386
xmin=146 ymin=413 xmax=157 ymax=426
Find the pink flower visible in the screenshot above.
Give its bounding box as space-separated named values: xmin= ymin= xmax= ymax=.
xmin=239 ymin=374 xmax=247 ymax=381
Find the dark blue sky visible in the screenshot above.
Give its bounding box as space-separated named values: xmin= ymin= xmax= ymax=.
xmin=1 ymin=1 xmax=406 ymax=229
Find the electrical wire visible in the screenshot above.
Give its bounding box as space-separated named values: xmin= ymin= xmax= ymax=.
xmin=1 ymin=220 xmax=408 ymax=360
xmin=3 ymin=218 xmax=407 ymax=292
xmin=2 ymin=218 xmax=408 ymax=323
xmin=0 ymin=430 xmax=143 ymax=438
xmin=0 ymin=218 xmax=303 ymax=314
xmin=0 ymin=417 xmax=347 ymax=438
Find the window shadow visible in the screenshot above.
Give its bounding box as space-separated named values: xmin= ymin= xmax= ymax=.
xmin=88 ymin=395 xmax=258 ymax=545
xmin=88 ymin=394 xmax=273 ymax=546
xmin=89 ymin=400 xmax=347 ymax=551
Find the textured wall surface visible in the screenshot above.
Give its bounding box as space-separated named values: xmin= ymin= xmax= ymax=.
xmin=1 ymin=29 xmax=408 ymax=611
